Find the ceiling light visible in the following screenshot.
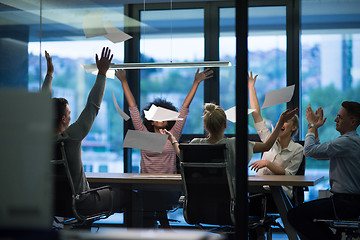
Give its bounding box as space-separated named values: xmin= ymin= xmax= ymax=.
xmin=83 ymin=61 xmax=232 ymax=71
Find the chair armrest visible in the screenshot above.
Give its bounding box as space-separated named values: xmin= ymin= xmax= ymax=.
xmin=79 ymin=185 xmax=112 ymax=195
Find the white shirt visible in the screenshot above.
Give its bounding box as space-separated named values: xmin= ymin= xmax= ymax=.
xmin=254 ymin=120 xmax=304 ymax=198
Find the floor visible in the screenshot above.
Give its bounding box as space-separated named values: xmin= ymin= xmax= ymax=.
xmin=92 ymin=212 xmax=290 ymax=239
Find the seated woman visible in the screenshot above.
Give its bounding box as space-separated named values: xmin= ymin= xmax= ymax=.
xmin=248 ymin=72 xmax=303 ymax=199
xmin=163 ymin=102 xmax=298 ymax=189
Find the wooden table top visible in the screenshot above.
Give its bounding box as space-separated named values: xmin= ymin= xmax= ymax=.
xmin=86 ymin=172 xmax=324 ymax=187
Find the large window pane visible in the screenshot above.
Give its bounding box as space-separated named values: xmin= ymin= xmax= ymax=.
xmin=132 ymin=8 xmax=204 ymax=172
xmin=301 ymin=0 xmax=360 ymax=199
xmin=220 ymin=6 xmax=287 ymax=135
xmin=27 ymin=3 xmax=126 ymax=174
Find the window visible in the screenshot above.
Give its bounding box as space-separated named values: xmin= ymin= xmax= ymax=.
xmin=27 ymin=4 xmax=126 ymax=174
xmin=301 ymin=0 xmax=360 ymax=199
xmin=131 ymin=8 xmax=205 ymax=172
xmin=220 ymin=6 xmax=287 ymax=135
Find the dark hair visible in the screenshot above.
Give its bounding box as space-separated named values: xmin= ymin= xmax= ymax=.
xmin=141 ymin=98 xmax=178 ymax=132
xmin=342 ymin=101 xmax=360 ymax=125
xmin=52 ymin=97 xmax=68 ymax=131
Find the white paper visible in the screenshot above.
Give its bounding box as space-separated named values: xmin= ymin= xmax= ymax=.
xmin=83 ymin=11 xmax=107 ymax=38
xmin=122 ymin=130 xmax=168 ymax=153
xmin=261 ymin=85 xmax=295 ymax=109
xmin=112 ymin=92 xmax=130 ymax=121
xmin=103 ymin=21 xmax=133 ymax=43
xmin=144 ymin=104 xmax=183 ymax=122
xmin=224 ymin=106 xmax=256 ymax=123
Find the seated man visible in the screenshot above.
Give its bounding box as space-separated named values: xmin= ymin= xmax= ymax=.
xmin=288 ymin=101 xmax=360 ymax=240
xmin=43 ymin=47 xmax=128 ymax=216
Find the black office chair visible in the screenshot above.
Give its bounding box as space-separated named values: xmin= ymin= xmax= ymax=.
xmin=51 ymin=142 xmax=113 ymax=229
xmin=179 ymin=143 xmax=267 ymax=236
xmin=291 ymin=140 xmax=308 ymax=207
xmin=313 ymin=196 xmax=360 ymax=240
xmin=249 ymin=140 xmax=307 ymax=239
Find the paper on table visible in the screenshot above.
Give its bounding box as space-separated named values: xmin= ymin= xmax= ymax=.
xmin=224 ymin=106 xmax=256 ymax=123
xmin=261 ymin=85 xmax=295 ymax=109
xmin=83 ymin=11 xmax=107 ymax=38
xmin=144 ymin=104 xmax=183 ymax=122
xmin=112 ymin=92 xmax=130 ymax=121
xmin=103 ymin=21 xmax=133 ymax=43
xmin=122 ymin=130 xmax=168 ymax=153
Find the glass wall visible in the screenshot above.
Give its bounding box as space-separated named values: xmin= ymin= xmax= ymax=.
xmin=219 ymin=6 xmax=287 ymax=175
xmin=301 ymin=0 xmax=360 ymax=199
xmin=0 ymin=1 xmax=126 ymax=173
xmin=131 ymin=8 xmax=205 ymax=172
xmin=220 ymin=6 xmax=287 ymax=135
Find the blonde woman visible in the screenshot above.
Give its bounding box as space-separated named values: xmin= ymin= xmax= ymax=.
xmin=163 ymin=103 xmax=298 ymax=188
xmin=248 ymin=72 xmax=303 ymax=199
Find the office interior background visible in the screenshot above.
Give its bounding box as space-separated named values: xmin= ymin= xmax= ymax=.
xmin=1 ymin=0 xmax=360 ymax=224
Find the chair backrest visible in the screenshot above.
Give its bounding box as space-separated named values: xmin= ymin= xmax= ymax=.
xmin=179 ymin=143 xmax=235 ymax=226
xmin=51 ymin=141 xmax=77 ymax=218
xmin=292 ymin=140 xmax=307 ymax=206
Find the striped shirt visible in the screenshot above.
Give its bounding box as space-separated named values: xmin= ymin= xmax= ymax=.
xmin=129 ymin=105 xmax=189 ymax=173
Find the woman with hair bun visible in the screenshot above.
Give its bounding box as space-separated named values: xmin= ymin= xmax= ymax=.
xmin=163 ymin=102 xmax=298 ymax=188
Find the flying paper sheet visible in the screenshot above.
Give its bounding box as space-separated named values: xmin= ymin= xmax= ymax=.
xmin=224 ymin=106 xmax=256 ymax=123
xmin=261 ymin=85 xmax=295 ymax=109
xmin=122 ymin=130 xmax=168 ymax=153
xmin=144 ymin=104 xmax=183 ymax=122
xmin=83 ymin=11 xmax=107 ymax=38
xmin=83 ymin=12 xmax=133 ymax=44
xmin=112 ymin=92 xmax=130 ymax=121
xmin=103 ymin=21 xmax=133 ymax=43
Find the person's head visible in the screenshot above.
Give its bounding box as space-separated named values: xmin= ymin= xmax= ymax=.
xmin=52 ymin=97 xmax=71 ymax=133
xmin=203 ymin=103 xmax=227 ymax=137
xmin=141 ymin=98 xmax=177 ymax=132
xmin=335 ymin=101 xmax=360 ymax=135
xmin=279 ymin=114 xmax=299 ymax=139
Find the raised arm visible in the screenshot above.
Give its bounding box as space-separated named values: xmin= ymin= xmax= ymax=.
xmin=66 ymin=47 xmax=113 ymax=139
xmin=248 ymin=72 xmax=263 ymax=123
xmin=182 ymin=68 xmax=213 ymax=108
xmin=253 ymin=108 xmax=299 ymax=153
xmin=41 ymin=50 xmax=54 ymax=92
xmin=115 ymin=69 xmax=136 ymax=107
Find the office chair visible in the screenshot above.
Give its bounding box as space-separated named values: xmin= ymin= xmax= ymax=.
xmin=179 ymin=143 xmax=267 ymax=235
xmin=250 ymin=141 xmax=307 ymax=239
xmin=313 ymin=196 xmax=360 ymax=240
xmin=51 ymin=142 xmax=113 ymax=229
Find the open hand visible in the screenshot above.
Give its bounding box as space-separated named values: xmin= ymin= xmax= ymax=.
xmin=248 ymin=71 xmax=258 ymax=89
xmin=45 ymin=50 xmax=54 ymax=76
xmin=249 ymin=160 xmax=269 ymax=172
xmin=278 ymin=107 xmax=299 ymax=125
xmin=194 ymin=68 xmax=213 ymax=84
xmin=115 ymin=69 xmax=127 ymax=83
xmin=96 ymin=47 xmax=113 ymax=76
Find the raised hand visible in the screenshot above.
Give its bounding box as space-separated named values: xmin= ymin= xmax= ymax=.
xmin=306 ymin=104 xmax=326 ymax=128
xmin=45 ymin=50 xmax=54 ymax=76
xmin=248 ymin=71 xmax=258 ymax=89
xmin=115 ymin=69 xmax=127 ymax=83
xmin=278 ymin=107 xmax=299 ymax=124
xmin=194 ymin=68 xmax=213 ymax=84
xmin=96 ymin=47 xmax=113 ymax=76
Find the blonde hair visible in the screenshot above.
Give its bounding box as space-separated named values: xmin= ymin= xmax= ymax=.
xmin=290 ymin=114 xmax=299 ymax=137
xmin=203 ymin=103 xmax=227 ymax=135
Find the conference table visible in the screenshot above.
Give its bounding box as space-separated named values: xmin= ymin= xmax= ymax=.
xmin=87 ymin=173 xmax=324 ymax=240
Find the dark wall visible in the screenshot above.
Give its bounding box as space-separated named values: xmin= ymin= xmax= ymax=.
xmin=0 ymin=25 xmax=29 ymax=89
